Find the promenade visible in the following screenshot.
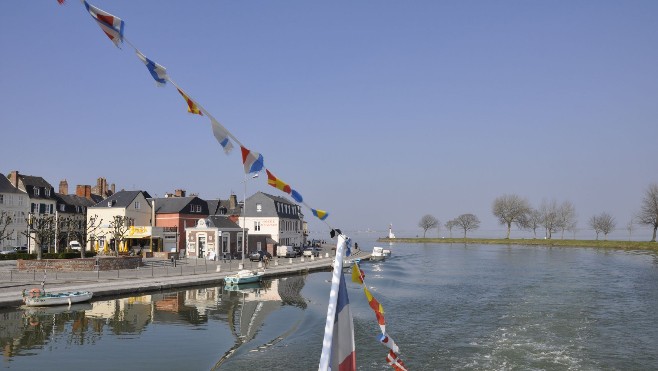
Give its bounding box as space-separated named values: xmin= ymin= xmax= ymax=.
xmin=0 ymin=249 xmax=369 ymax=309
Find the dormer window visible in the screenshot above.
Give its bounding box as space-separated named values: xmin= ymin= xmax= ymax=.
xmin=45 ymin=189 xmax=51 ymax=197
xmin=256 ymin=203 xmax=262 ymax=212
xmin=34 ymin=188 xmax=40 ymax=196
xmin=59 ymin=204 xmax=65 ymax=212
xmin=108 ymin=201 xmax=113 ymax=207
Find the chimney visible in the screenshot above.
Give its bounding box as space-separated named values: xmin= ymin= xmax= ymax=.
xmin=229 ymin=194 xmax=237 ymax=210
xmin=85 ymin=185 xmax=92 ymax=199
xmin=59 ymin=179 xmax=69 ymax=195
xmin=9 ymin=170 xmax=19 ymax=189
xmin=175 ymin=189 xmax=186 ymax=197
xmin=110 ymin=183 xmax=115 ymax=194
xmin=76 ymin=185 xmax=85 ymax=197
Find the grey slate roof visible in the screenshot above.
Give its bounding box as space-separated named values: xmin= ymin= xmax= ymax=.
xmin=152 ymin=196 xmax=209 ymax=214
xmin=245 ymin=191 xmax=302 ymax=220
xmin=207 ymin=199 xmax=242 ymax=216
xmin=92 ymin=190 xmax=152 ymax=208
xmin=55 ymin=194 xmax=97 ymax=213
xmin=208 ymin=216 xmax=241 ymax=229
xmin=0 ymin=173 xmax=24 ymax=194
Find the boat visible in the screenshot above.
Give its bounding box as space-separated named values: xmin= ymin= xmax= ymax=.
xmin=22 ymin=288 xmax=93 ymax=307
xmin=371 ymin=246 xmax=392 ymax=260
xmin=224 ymin=269 xmax=264 ymax=285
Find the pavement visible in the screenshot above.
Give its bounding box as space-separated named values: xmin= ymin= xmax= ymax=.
xmin=0 ymin=249 xmax=369 ymax=309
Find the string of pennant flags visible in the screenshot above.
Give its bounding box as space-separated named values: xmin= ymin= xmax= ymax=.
xmin=77 ymin=0 xmax=330 ymax=223
xmin=59 ymin=1 xmax=405 ymax=368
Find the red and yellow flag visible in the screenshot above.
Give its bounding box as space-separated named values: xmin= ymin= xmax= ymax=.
xmin=176 ymin=88 xmax=202 ymax=115
xmin=266 ymin=169 xmax=291 ymax=194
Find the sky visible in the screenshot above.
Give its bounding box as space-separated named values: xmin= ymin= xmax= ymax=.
xmin=1 ymin=1 xmax=657 ymax=240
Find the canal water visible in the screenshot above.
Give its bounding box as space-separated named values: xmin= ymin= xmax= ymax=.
xmin=1 ymin=242 xmax=658 ymax=370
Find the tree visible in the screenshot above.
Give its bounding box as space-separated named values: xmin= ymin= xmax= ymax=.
xmin=524 ymin=209 xmax=542 ymax=238
xmin=636 ymin=183 xmax=658 ymax=242
xmin=418 ymin=214 xmax=439 ymax=238
xmin=445 ymin=220 xmax=456 ymax=238
xmin=557 ymin=201 xmax=577 ymax=239
xmin=539 ymin=199 xmax=559 ymax=239
xmin=492 ymin=194 xmax=531 ymax=239
xmin=454 ymin=213 xmax=480 ymax=238
xmin=589 ymin=212 xmax=616 ymax=240
xmin=109 ymin=215 xmax=132 ymax=256
xmin=76 ymin=214 xmax=103 ymax=258
xmin=0 ymin=211 xmax=13 ymax=246
xmin=23 ymin=214 xmax=56 ymax=260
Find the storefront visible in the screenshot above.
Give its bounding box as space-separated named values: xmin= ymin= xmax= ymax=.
xmin=124 ymin=226 xmax=165 ymax=253
xmin=185 ymin=217 xmax=242 ymax=260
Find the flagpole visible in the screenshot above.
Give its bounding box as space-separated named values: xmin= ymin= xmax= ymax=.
xmin=319 ymin=234 xmax=348 ymax=371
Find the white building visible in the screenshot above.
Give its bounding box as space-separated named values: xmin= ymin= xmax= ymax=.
xmin=237 ymin=192 xmax=305 ymax=247
xmin=0 ymin=173 xmax=29 ymax=250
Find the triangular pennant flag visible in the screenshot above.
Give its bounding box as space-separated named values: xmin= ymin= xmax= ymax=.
xmin=378 ymin=333 xmax=400 ymax=353
xmin=385 ymin=350 xmax=407 ymax=371
xmin=266 ymin=169 xmax=291 ymax=194
xmin=210 ymin=118 xmax=234 ymax=154
xmin=241 ymin=146 xmax=264 ymax=174
xmin=291 ymin=189 xmax=303 ymax=203
xmin=176 ymin=88 xmax=203 ymax=115
xmin=312 ymin=208 xmax=329 ymax=221
xmin=83 ymin=1 xmax=125 ymax=48
xmin=351 ymin=263 xmax=365 ymax=284
xmin=136 ymin=50 xmax=167 ymax=86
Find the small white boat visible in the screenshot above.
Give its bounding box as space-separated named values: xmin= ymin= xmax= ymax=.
xmin=224 ymin=269 xmax=263 ymax=285
xmin=371 ymin=246 xmax=392 ymax=260
xmin=22 ymin=288 xmax=93 ymax=307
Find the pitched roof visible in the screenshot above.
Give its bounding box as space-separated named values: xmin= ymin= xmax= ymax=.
xmin=55 ymin=193 xmax=97 ymax=208
xmin=0 ymin=173 xmax=25 ymax=194
xmin=20 ymin=175 xmax=53 ymax=190
xmin=152 ymin=196 xmax=209 ymax=214
xmin=208 ymin=216 xmax=241 ymax=229
xmin=92 ymin=190 xmax=151 ymax=208
xmin=207 ymin=199 xmax=241 ymax=216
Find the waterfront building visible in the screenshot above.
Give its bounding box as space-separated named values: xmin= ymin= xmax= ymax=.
xmin=151 ymin=191 xmax=210 ymax=253
xmin=0 ymin=173 xmax=29 ymax=251
xmin=54 ymin=179 xmax=103 ymax=252
xmin=184 ymin=217 xmax=243 ymax=259
xmin=237 ymin=192 xmax=305 ymax=248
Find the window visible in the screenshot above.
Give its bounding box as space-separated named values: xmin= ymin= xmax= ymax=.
xmin=45 ymin=188 xmax=50 ymax=197
xmin=17 ymin=196 xmax=24 ymax=207
xmin=59 ymin=204 xmax=65 ymax=212
xmin=34 ymin=188 xmax=40 ymax=196
xmin=256 ymin=203 xmax=262 ymax=212
xmin=254 ymin=221 xmax=261 ymax=232
xmin=48 ymin=204 xmax=53 ymax=214
xmin=134 ymin=201 xmax=141 ymax=209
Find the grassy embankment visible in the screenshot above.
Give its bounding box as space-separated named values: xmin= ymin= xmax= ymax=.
xmin=376 ymin=237 xmax=658 ymax=251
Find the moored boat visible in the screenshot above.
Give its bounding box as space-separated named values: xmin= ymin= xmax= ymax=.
xmin=371 ymin=246 xmax=392 ymax=260
xmin=22 ymin=288 xmax=93 ymax=307
xmin=224 ymin=269 xmax=263 ymax=285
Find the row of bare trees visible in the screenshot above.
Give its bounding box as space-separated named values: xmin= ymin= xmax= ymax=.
xmin=417 ymin=183 xmax=658 ymax=241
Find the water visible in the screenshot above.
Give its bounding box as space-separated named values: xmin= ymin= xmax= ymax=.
xmin=2 ymin=242 xmax=658 ymax=370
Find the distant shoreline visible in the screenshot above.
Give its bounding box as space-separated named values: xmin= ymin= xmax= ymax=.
xmin=376 ymin=237 xmax=658 ymax=251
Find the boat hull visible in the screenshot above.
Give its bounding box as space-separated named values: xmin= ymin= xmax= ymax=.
xmin=23 ymin=291 xmax=93 ymax=307
xmin=224 ymin=270 xmax=263 ymax=285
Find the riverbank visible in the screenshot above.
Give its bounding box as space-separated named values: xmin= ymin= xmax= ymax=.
xmin=377 ymin=237 xmax=658 ymax=251
xmin=0 ymin=250 xmax=370 ymax=309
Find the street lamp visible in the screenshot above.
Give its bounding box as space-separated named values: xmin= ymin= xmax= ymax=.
xmin=240 ymin=172 xmax=259 ymax=269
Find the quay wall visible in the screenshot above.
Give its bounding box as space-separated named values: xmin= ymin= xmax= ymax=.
xmin=17 ymin=257 xmax=142 ymax=272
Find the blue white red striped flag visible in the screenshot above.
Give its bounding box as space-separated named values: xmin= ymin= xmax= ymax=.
xmin=83 ymin=1 xmax=124 ymax=47
xmin=240 ymin=146 xmax=264 ymax=174
xmin=331 ymin=272 xmax=356 ymax=371
xmin=136 ymin=50 xmax=167 ymax=86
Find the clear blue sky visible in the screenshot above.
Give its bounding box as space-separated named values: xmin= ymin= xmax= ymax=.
xmin=1 ymin=1 xmax=657 ymax=239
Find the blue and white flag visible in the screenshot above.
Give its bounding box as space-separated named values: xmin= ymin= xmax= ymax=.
xmin=210 ymin=118 xmax=234 ymax=154
xmin=136 ymin=50 xmax=167 ymax=86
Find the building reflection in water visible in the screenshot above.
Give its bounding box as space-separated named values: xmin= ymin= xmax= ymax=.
xmin=0 ymin=275 xmax=307 ymax=364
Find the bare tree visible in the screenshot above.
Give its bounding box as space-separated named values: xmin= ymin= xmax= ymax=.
xmin=109 ymin=215 xmax=133 ymax=256
xmin=557 ymin=201 xmax=577 ymax=239
xmin=454 ymin=213 xmax=480 ymax=238
xmin=539 ymin=199 xmax=559 ymax=239
xmin=626 ymin=220 xmax=634 ymax=241
xmin=589 ymin=212 xmax=616 ymax=240
xmin=23 ymin=214 xmax=56 ymax=260
xmin=76 ymin=214 xmax=103 ymax=258
xmin=636 ymin=183 xmax=658 ymax=242
xmin=418 ymin=214 xmax=439 ymax=238
xmin=524 ymin=209 xmax=542 ymax=238
xmin=445 ymin=220 xmax=456 ymax=238
xmin=492 ymin=194 xmax=531 ymax=239
xmin=0 ymin=211 xmax=13 ymax=246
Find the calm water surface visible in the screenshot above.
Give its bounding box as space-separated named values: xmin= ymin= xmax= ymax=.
xmin=2 ymin=242 xmax=658 ymax=370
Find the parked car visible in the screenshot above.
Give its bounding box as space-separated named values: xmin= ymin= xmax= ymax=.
xmin=0 ymin=246 xmax=28 ymax=254
xmin=249 ymin=250 xmax=272 ymax=262
xmin=293 ymin=246 xmax=304 ymax=257
xmin=303 ymin=247 xmax=320 ymax=257
xmin=69 ymin=241 xmax=82 ymax=251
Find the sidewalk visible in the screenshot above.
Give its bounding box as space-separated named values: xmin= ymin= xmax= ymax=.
xmin=0 ymin=250 xmax=369 ymax=308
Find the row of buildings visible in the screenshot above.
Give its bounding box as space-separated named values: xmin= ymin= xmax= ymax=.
xmin=0 ymin=170 xmax=307 ymax=259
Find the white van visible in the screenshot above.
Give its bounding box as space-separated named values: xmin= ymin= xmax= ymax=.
xmin=276 ymin=245 xmax=295 ymax=258
xmin=69 ymin=241 xmax=82 ymax=251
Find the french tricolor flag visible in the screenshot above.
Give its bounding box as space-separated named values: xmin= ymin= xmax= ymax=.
xmin=83 ymin=1 xmax=125 ymax=48
xmin=330 ymin=272 xmax=356 ymax=371
xmin=241 ymin=146 xmax=264 ymax=174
